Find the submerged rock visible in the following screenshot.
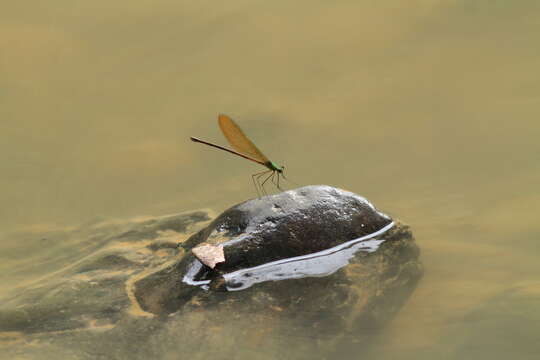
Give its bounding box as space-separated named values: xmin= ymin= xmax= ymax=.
xmin=0 ymin=185 xmax=422 ymax=360
xmin=0 ymin=210 xmax=211 ymax=335
xmin=134 ymin=185 xmax=422 ymax=319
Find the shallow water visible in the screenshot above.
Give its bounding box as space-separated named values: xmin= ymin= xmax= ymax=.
xmin=1 ymin=1 xmax=539 ymax=359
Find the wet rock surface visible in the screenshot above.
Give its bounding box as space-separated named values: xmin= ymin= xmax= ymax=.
xmin=135 ymin=185 xmax=420 ymax=315
xmin=190 ymin=185 xmax=392 ymax=269
xmin=0 ymin=186 xmax=423 ymax=360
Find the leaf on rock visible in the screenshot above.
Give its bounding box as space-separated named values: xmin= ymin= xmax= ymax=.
xmin=192 ymin=244 xmax=225 ymax=268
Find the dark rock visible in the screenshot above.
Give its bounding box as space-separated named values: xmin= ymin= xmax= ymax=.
xmin=134 ymin=185 xmax=422 ymax=318
xmin=185 ymin=185 xmax=392 ymax=270
xmin=0 ymin=186 xmax=422 ymax=360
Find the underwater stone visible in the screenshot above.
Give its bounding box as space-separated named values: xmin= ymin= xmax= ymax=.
xmin=134 ymin=185 xmax=422 ymax=316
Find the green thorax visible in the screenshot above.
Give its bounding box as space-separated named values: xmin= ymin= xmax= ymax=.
xmin=266 ymin=161 xmax=283 ymax=173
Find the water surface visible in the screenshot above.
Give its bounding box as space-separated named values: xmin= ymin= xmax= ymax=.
xmin=1 ymin=1 xmax=539 ymax=359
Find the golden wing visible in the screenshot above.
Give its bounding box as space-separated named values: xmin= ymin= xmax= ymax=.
xmin=218 ymin=114 xmax=269 ymax=164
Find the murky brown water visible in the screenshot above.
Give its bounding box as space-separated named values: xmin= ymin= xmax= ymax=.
xmin=1 ymin=1 xmax=539 ymax=359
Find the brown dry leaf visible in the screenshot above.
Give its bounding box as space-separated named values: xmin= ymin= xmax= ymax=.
xmin=192 ymin=244 xmax=225 ymax=268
